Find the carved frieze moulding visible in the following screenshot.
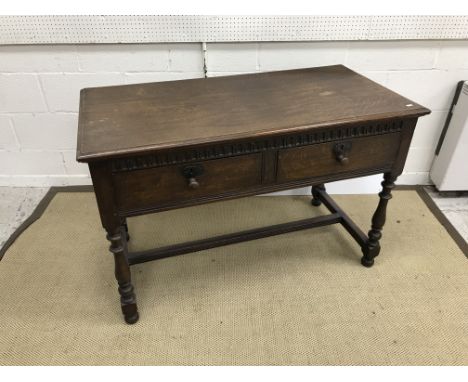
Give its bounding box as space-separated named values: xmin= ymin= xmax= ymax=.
xmin=112 ymin=119 xmax=404 ymax=172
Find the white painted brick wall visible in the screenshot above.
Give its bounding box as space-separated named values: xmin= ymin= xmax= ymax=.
xmin=385 ymin=69 xmax=468 ymax=112
xmin=76 ymin=44 xmax=170 ymax=72
xmin=0 ymin=150 xmax=65 ymax=175
xmin=0 ymin=116 xmax=19 ymax=150
xmin=124 ymin=72 xmax=204 ymax=85
xmin=259 ymin=42 xmax=348 ymax=71
xmin=206 ymin=43 xmax=258 ymax=72
xmin=168 ymin=44 xmax=205 ymax=72
xmin=435 ymin=41 xmax=468 ymax=70
xmin=0 ymin=45 xmax=79 ymax=72
xmin=12 ymin=113 xmax=78 ymax=150
xmin=0 ymin=74 xmax=48 ymax=112
xmin=346 ymin=41 xmax=438 ymax=70
xmin=0 ymin=43 xmax=205 ymax=186
xmin=40 ymin=73 xmax=126 ymax=112
xmin=1 ymin=40 xmax=468 ymax=192
xmin=61 ymin=150 xmax=89 ymax=176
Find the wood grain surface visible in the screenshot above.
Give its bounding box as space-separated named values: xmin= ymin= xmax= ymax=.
xmin=77 ymin=65 xmax=429 ymax=161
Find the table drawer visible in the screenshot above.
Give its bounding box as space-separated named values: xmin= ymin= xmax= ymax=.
xmin=113 ymin=153 xmax=263 ymax=212
xmin=277 ymin=133 xmax=401 ymax=183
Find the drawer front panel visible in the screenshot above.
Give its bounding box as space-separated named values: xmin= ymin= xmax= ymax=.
xmin=114 ymin=153 xmax=262 ymax=212
xmin=277 ymin=133 xmax=401 ymax=183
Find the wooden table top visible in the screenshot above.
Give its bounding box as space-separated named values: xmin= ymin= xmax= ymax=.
xmin=77 ymin=65 xmax=430 ymax=161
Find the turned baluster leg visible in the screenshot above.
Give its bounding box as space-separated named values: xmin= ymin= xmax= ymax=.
xmin=106 ymin=225 xmax=139 ymax=324
xmin=311 ymin=184 xmax=325 ymax=206
xmin=361 ymin=172 xmax=397 ymax=268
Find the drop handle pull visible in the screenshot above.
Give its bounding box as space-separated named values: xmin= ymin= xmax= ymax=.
xmin=336 ymin=152 xmax=349 ymax=165
xmin=181 ymin=164 xmax=204 ymax=189
xmin=188 ymin=177 xmax=199 ymax=189
xmin=333 ymin=141 xmax=352 ymax=165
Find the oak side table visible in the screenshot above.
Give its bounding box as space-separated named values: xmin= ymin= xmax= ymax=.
xmin=77 ymin=65 xmax=430 ymax=324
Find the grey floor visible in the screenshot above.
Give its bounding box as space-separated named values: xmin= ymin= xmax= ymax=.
xmin=0 ymin=187 xmax=49 ymax=250
xmin=0 ymin=186 xmax=467 ymax=251
xmin=423 ymin=186 xmax=468 ymax=242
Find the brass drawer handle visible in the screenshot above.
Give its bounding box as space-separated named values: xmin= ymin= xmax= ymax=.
xmin=333 ymin=141 xmax=352 ymax=165
xmin=181 ymin=164 xmax=204 ymax=189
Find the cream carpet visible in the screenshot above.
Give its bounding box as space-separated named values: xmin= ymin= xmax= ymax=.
xmin=0 ymin=191 xmax=467 ymax=365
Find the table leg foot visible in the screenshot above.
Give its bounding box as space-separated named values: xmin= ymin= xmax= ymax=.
xmin=311 ymin=184 xmax=325 ymax=206
xmin=360 ymin=256 xmax=375 ymax=268
xmin=119 ymin=281 xmax=139 ymax=324
xmin=124 ymin=312 xmax=139 ymax=325
xmin=361 ymin=241 xmax=380 ymax=267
